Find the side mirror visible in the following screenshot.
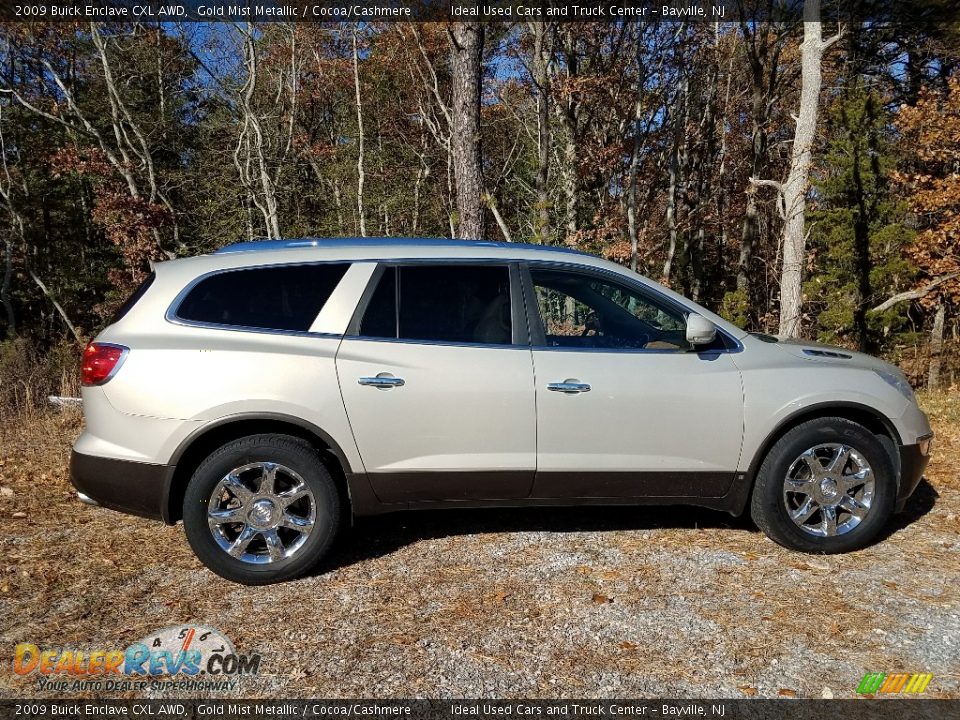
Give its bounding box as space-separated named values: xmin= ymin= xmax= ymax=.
xmin=686 ymin=314 xmax=717 ymax=347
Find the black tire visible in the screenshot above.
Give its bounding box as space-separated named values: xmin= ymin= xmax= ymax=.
xmin=750 ymin=417 xmax=896 ymax=554
xmin=183 ymin=434 xmax=340 ymax=584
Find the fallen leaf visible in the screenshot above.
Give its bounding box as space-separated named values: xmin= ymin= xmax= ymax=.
xmin=738 ymin=687 xmax=757 ymax=696
xmin=592 ymin=593 xmax=613 ymax=604
xmin=619 ymin=641 xmax=638 ymax=650
xmin=778 ymin=689 xmax=797 ymax=697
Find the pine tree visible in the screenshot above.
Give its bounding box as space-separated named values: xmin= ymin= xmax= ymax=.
xmin=804 ymin=82 xmax=917 ymax=353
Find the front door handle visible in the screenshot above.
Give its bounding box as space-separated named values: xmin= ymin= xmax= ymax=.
xmin=547 ymin=380 xmax=591 ymax=394
xmin=358 ymin=375 xmax=405 ymax=389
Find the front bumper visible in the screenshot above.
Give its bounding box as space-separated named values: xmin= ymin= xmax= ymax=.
xmin=895 ymin=433 xmax=933 ymax=512
xmin=70 ymin=451 xmax=174 ymax=522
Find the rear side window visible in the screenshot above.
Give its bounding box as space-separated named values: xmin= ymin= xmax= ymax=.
xmin=359 ymin=265 xmax=513 ymax=345
xmin=175 ymin=264 xmax=348 ymax=332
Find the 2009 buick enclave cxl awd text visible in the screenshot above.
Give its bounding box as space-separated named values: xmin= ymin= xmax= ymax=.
xmin=71 ymin=238 xmax=933 ymax=584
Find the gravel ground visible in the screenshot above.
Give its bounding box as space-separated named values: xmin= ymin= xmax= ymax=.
xmin=1 ymin=393 xmax=958 ymax=699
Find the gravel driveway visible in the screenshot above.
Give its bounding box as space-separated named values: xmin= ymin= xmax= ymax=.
xmin=1 ymin=394 xmax=958 ymax=699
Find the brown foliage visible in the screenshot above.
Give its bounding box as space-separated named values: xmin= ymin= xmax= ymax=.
xmin=894 ymin=77 xmax=960 ymax=308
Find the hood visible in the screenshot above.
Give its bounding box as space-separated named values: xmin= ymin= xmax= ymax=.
xmin=760 ymin=334 xmax=902 ymax=376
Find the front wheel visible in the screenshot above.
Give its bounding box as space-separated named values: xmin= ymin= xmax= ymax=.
xmin=750 ymin=417 xmax=896 ymax=554
xmin=183 ymin=434 xmax=340 ymax=584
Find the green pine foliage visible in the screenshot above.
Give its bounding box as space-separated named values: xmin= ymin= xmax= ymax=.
xmin=805 ymin=83 xmax=918 ymax=353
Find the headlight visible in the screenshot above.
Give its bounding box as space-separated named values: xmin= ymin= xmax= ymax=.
xmin=873 ymin=369 xmax=916 ymax=402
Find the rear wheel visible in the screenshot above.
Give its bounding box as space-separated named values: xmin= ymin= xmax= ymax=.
xmin=750 ymin=417 xmax=896 ymax=553
xmin=183 ymin=434 xmax=340 ymax=584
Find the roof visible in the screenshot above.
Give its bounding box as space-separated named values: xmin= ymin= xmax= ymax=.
xmin=213 ymin=237 xmax=592 ymax=258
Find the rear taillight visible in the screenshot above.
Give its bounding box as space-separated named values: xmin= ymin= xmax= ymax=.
xmin=81 ymin=342 xmax=128 ymax=386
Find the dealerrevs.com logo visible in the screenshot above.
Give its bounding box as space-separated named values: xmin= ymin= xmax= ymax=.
xmin=856 ymin=673 xmax=934 ymax=695
xmin=13 ymin=626 xmax=261 ymax=693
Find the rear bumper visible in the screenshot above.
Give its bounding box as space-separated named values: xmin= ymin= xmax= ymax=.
xmin=895 ymin=434 xmax=933 ymax=512
xmin=70 ymin=451 xmax=174 ymax=522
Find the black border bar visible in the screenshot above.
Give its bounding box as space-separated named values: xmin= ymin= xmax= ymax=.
xmin=1 ymin=700 xmax=959 ymax=720
xmin=2 ymin=0 xmax=960 ymax=24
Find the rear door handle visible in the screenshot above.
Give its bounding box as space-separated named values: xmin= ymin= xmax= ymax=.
xmin=547 ymin=381 xmax=591 ymax=394
xmin=358 ymin=376 xmax=405 ymax=388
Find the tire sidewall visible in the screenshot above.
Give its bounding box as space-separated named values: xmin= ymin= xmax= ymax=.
xmin=183 ymin=436 xmax=339 ymax=584
xmin=754 ymin=419 xmax=896 ymax=553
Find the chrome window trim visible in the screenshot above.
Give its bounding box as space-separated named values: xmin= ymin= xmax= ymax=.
xmin=521 ymin=260 xmax=744 ymax=355
xmin=165 ymin=260 xmax=352 ymax=338
xmin=164 ymin=254 xmax=742 ymax=353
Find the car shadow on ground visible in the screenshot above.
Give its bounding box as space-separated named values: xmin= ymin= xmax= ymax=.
xmin=878 ymin=477 xmax=939 ymax=540
xmin=315 ymin=478 xmax=939 ymax=574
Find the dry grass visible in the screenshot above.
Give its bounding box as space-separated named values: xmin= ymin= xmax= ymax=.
xmin=0 ymin=393 xmax=958 ymax=699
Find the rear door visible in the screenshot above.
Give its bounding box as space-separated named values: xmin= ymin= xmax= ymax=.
xmin=336 ymin=263 xmax=537 ymax=503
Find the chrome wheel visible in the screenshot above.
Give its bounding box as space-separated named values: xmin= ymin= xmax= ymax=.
xmin=783 ymin=443 xmax=874 ymax=538
xmin=207 ymin=462 xmax=317 ymax=564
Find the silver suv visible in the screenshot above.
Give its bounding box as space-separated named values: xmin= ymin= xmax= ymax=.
xmin=72 ymin=238 xmax=933 ymax=584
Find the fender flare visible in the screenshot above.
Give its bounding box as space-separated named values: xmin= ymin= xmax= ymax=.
xmin=160 ymin=412 xmax=376 ymax=523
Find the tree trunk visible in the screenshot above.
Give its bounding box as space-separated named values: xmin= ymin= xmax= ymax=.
xmin=562 ymin=139 xmax=578 ymax=237
xmin=558 ymin=28 xmax=581 ymax=239
xmin=778 ymin=0 xmax=833 ymax=337
xmin=851 ymin=123 xmax=872 ymax=352
xmin=531 ymin=20 xmax=553 ymax=244
xmin=626 ymin=29 xmax=644 ymax=272
xmin=28 ymin=268 xmax=83 ymax=344
xmin=449 ymin=22 xmax=485 ymax=239
xmin=738 ymin=72 xmax=766 ymax=297
xmin=235 ymin=23 xmax=282 ymax=240
xmin=353 ymin=28 xmax=367 ymax=237
xmin=626 ymin=102 xmax=641 ymax=271
xmin=928 ymin=302 xmax=945 ymax=390
xmin=663 ymin=76 xmax=686 ymax=284
xmin=1 ymin=235 xmax=14 ymax=336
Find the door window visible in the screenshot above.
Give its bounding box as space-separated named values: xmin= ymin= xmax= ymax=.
xmin=530 ymin=268 xmax=689 ymax=351
xmin=358 ymin=265 xmax=514 ymax=345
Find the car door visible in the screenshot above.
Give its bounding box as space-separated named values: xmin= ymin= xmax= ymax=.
xmin=524 ymin=264 xmax=744 ymax=500
xmin=336 ymin=262 xmax=537 ymax=503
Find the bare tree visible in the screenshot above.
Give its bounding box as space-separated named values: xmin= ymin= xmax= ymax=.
xmin=734 ymin=5 xmax=793 ymax=303
xmin=0 ymin=105 xmax=82 ymax=342
xmin=353 ymin=26 xmax=367 ymax=237
xmin=448 ymin=22 xmax=485 ymax=239
xmin=928 ymin=302 xmax=946 ymax=390
xmin=1 ymin=25 xmax=178 ymax=260
xmin=229 ymin=24 xmax=300 ymax=241
xmin=530 ymin=20 xmax=554 ymax=244
xmin=776 ymin=0 xmax=840 ymax=336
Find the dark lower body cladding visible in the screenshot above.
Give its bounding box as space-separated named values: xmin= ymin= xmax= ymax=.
xmin=70 ymin=451 xmax=174 ymax=521
xmin=895 ymin=435 xmax=933 ymax=513
xmin=70 ymin=437 xmax=931 ymax=523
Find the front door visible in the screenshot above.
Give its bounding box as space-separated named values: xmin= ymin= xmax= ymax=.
xmin=336 ymin=263 xmax=536 ymax=503
xmin=525 ymin=265 xmax=744 ymax=499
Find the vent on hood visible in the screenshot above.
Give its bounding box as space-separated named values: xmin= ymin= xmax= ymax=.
xmin=803 ymin=348 xmax=853 ymax=360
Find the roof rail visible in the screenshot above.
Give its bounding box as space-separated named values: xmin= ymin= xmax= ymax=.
xmin=213 ymin=237 xmax=592 ymax=256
